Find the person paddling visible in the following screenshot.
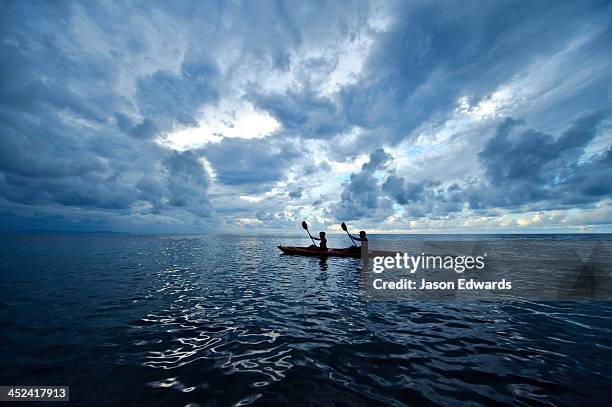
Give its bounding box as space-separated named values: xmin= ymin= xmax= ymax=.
xmin=350 ymin=230 xmax=367 ymax=254
xmin=311 ymin=231 xmax=328 ymax=250
xmin=350 ymin=230 xmax=368 ymax=244
xmin=340 ymin=223 xmax=368 ymax=257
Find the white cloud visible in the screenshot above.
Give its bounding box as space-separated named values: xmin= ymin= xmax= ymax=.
xmin=160 ymin=101 xmax=280 ymax=151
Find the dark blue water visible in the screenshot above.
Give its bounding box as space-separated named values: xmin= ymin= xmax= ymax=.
xmin=1 ymin=234 xmax=611 ymax=406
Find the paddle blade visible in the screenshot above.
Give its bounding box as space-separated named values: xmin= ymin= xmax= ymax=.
xmin=341 ymin=222 xmax=347 ymax=231
xmin=302 ymin=221 xmax=308 ymax=230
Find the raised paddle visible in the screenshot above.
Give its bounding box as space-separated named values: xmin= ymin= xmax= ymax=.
xmin=302 ymin=221 xmax=317 ymax=246
xmin=341 ymin=222 xmax=357 ymax=246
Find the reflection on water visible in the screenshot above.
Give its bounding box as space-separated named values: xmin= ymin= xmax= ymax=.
xmin=1 ymin=234 xmax=611 ymax=406
xmin=318 ymin=256 xmax=328 ymax=272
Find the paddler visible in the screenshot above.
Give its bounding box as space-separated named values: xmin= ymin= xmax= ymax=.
xmin=311 ymin=231 xmax=328 ymax=250
xmin=348 ymin=230 xmax=368 ymax=255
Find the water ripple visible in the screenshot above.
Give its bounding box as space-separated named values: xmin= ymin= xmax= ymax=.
xmin=2 ymin=234 xmax=612 ymax=406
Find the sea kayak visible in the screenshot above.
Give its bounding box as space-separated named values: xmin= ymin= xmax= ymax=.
xmin=277 ymin=245 xmax=360 ymax=258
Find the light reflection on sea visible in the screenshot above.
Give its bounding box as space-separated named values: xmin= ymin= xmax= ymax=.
xmin=1 ymin=234 xmax=611 ymax=406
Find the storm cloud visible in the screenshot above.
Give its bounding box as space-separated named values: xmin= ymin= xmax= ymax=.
xmin=0 ymin=0 xmax=610 ymax=232
xmin=332 ymin=110 xmax=611 ymax=223
xmin=330 ymin=148 xmax=394 ymax=221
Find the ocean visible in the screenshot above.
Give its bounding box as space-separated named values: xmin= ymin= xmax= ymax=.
xmin=1 ymin=233 xmax=611 ymax=406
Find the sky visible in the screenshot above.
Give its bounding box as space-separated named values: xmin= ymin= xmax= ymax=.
xmin=0 ymin=0 xmax=611 ymax=234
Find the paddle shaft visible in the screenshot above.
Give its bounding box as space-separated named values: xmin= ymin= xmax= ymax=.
xmin=306 ymin=229 xmax=316 ymax=246
xmin=345 ymin=229 xmax=357 ymax=246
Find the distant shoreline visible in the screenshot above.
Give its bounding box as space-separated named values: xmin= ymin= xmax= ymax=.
xmin=0 ymin=230 xmax=132 ymax=235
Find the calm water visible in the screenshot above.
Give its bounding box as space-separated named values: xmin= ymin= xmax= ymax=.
xmin=1 ymin=234 xmax=611 ymax=406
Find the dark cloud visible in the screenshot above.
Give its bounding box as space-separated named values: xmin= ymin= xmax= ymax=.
xmin=115 ymin=114 xmax=158 ymax=139
xmin=0 ymin=1 xmax=221 ymax=230
xmin=382 ymin=177 xmax=439 ymax=205
xmin=202 ymin=138 xmax=302 ymax=193
xmin=136 ymin=60 xmax=219 ymax=131
xmin=362 ymin=148 xmax=392 ymax=171
xmin=249 ymin=87 xmax=348 ymax=139
xmin=251 ymin=0 xmax=611 ymax=150
xmin=162 ymin=150 xmax=210 ymax=214
xmin=0 ymin=0 xmax=610 ymax=231
xmin=474 ymin=110 xmax=610 ymax=208
xmin=288 ymin=187 xmax=304 ymax=199
xmin=350 ymin=0 xmax=612 ymax=144
xmin=329 ymin=148 xmax=394 ymax=221
xmin=0 ymin=14 xmax=108 ymax=124
xmin=375 ymin=111 xmax=611 ymax=219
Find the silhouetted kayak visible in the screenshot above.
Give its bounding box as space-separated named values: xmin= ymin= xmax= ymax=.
xmin=277 ymin=245 xmax=360 ymax=258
